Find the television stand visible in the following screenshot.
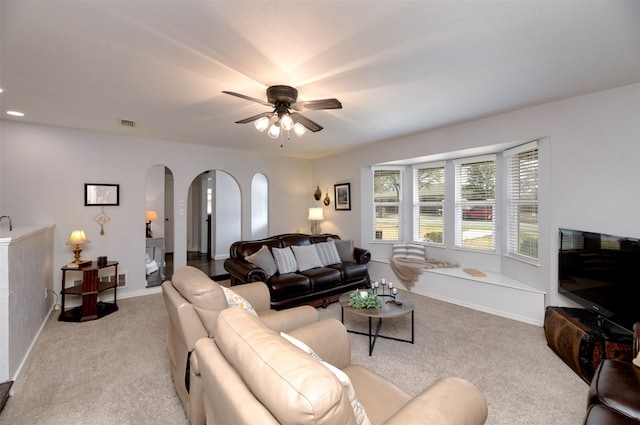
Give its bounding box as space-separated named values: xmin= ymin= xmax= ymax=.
xmin=544 ymin=306 xmax=633 ymax=383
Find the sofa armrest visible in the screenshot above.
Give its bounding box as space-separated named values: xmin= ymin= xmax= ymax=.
xmin=233 ymin=281 xmax=271 ymax=313
xmin=286 ymin=318 xmax=351 ymax=369
xmin=224 ymin=258 xmax=267 ymax=284
xmin=260 ymin=306 xmax=319 ymax=333
xmin=354 ymin=247 xmax=371 ymax=264
xmin=383 ymin=377 xmax=488 ymax=425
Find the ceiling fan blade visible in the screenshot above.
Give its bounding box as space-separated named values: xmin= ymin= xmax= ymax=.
xmin=291 ymin=113 xmax=323 ymax=132
xmin=235 ymin=111 xmax=273 ymax=124
xmin=222 ymin=91 xmax=273 ymax=107
xmin=290 ymin=98 xmax=342 ymax=111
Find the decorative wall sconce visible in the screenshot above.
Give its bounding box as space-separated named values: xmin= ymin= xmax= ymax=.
xmin=308 ymin=207 xmax=324 ymax=235
xmin=323 ymin=189 xmax=331 ymax=206
xmin=66 ymin=230 xmax=91 ymax=264
xmin=146 ymin=210 xmax=158 ymax=238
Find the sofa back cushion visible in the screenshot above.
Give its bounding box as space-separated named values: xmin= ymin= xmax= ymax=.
xmin=171 ymin=266 xmax=228 ymax=337
xmin=215 ymin=308 xmax=355 ymax=425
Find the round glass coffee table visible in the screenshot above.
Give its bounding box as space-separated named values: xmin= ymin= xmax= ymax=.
xmin=339 ymin=291 xmax=415 ymax=356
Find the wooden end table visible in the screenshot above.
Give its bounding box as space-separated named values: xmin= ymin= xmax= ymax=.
xmin=339 ymin=291 xmax=415 ymax=356
xmin=60 ymin=261 xmax=119 ymax=322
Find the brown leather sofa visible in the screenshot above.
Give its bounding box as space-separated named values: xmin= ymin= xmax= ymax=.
xmin=584 ymin=322 xmax=640 ymax=424
xmin=193 ymin=307 xmax=489 ymax=425
xmin=224 ymin=233 xmax=371 ymax=309
xmin=162 ymin=266 xmax=319 ymax=425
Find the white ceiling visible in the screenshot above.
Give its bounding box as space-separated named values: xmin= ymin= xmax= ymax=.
xmin=1 ymin=1 xmax=639 ymax=159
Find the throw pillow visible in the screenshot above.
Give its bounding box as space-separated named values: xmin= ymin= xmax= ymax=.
xmin=291 ymin=244 xmax=324 ymax=271
xmin=272 ymin=246 xmax=298 ymax=274
xmin=406 ymin=244 xmax=426 ymax=260
xmin=315 ymin=241 xmax=342 ymax=266
xmin=245 ymin=245 xmax=278 ymax=277
xmin=330 ymin=238 xmax=356 ymax=262
xmin=222 ymin=286 xmax=257 ymax=316
xmin=280 ymin=332 xmax=322 ymax=360
xmin=392 ymin=244 xmax=408 ymax=258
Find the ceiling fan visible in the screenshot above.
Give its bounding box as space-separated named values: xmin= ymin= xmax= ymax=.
xmin=222 ymin=85 xmax=342 ymax=138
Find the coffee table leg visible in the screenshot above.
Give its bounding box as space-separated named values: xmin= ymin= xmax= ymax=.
xmin=369 ymin=317 xmax=384 ymax=356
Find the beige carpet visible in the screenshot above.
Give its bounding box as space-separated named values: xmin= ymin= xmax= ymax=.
xmin=1 ymin=291 xmax=587 ymax=425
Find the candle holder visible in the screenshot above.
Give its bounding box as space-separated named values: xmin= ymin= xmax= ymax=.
xmin=370 ymin=280 xmax=403 ymax=306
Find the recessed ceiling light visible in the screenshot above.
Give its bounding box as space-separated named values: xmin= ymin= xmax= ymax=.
xmin=6 ymin=111 xmax=24 ymax=117
xmin=0 ymin=88 xmax=4 ymax=93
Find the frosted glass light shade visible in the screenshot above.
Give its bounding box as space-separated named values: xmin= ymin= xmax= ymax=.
xmin=280 ymin=114 xmax=294 ymax=131
xmin=267 ymin=123 xmax=280 ymax=138
xmin=294 ymin=122 xmax=307 ymax=137
xmin=254 ymin=116 xmax=270 ymax=132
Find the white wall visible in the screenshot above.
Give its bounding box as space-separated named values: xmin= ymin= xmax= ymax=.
xmin=0 ymin=121 xmax=313 ymax=297
xmin=313 ymin=83 xmax=640 ymax=308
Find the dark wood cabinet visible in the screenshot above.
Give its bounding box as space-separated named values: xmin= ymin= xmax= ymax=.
xmin=59 ymin=261 xmax=119 ymax=322
xmin=544 ymin=306 xmax=632 ymax=383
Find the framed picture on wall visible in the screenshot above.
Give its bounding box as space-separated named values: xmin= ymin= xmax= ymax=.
xmin=85 ymin=183 xmax=119 ymax=206
xmin=334 ymin=183 xmax=351 ymax=211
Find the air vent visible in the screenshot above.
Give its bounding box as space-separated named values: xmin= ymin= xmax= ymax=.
xmin=120 ymin=119 xmax=136 ymax=128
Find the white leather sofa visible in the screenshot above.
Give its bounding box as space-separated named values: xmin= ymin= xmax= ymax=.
xmin=162 ymin=266 xmax=319 ymax=425
xmin=194 ymin=307 xmax=488 ymax=425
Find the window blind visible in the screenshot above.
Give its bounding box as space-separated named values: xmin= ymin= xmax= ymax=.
xmin=454 ymin=155 xmax=496 ymax=250
xmin=372 ymin=166 xmax=403 ymax=241
xmin=506 ymin=141 xmax=539 ymax=260
xmin=412 ymin=162 xmax=445 ymax=244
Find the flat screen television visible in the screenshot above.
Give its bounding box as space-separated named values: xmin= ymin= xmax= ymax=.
xmin=558 ymin=228 xmax=640 ymax=335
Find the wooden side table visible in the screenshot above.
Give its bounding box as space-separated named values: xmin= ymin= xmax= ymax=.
xmin=59 ymin=261 xmax=119 ymax=322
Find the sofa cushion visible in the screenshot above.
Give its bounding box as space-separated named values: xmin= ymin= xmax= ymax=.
xmin=300 ymin=267 xmax=343 ymax=291
xmin=171 ymin=266 xmax=227 ymax=337
xmin=269 ymin=273 xmax=311 ymax=301
xmin=273 ymin=246 xmax=299 ymax=274
xmin=215 ymin=308 xmax=353 ymax=425
xmin=330 ymin=262 xmax=369 ymax=283
xmin=245 ymin=245 xmax=278 ymax=277
xmin=315 ymin=241 xmax=342 ymax=266
xmin=292 ymin=244 xmax=324 ymax=271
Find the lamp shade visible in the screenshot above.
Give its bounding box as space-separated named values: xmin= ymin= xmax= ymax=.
xmin=308 ymin=207 xmax=324 ymax=221
xmin=146 ymin=210 xmax=158 ymax=222
xmin=66 ymin=230 xmax=90 ymax=245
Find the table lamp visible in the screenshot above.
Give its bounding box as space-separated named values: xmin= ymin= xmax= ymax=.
xmin=308 ymin=207 xmax=324 ymax=235
xmin=146 ymin=210 xmax=158 ymax=238
xmin=66 ymin=230 xmax=90 ymax=264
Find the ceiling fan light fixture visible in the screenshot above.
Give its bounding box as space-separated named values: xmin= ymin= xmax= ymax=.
xmin=294 ymin=122 xmax=307 ymax=137
xmin=280 ymin=113 xmax=294 ymax=131
xmin=254 ymin=116 xmax=270 ymax=132
xmin=267 ymin=122 xmax=280 ymax=139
